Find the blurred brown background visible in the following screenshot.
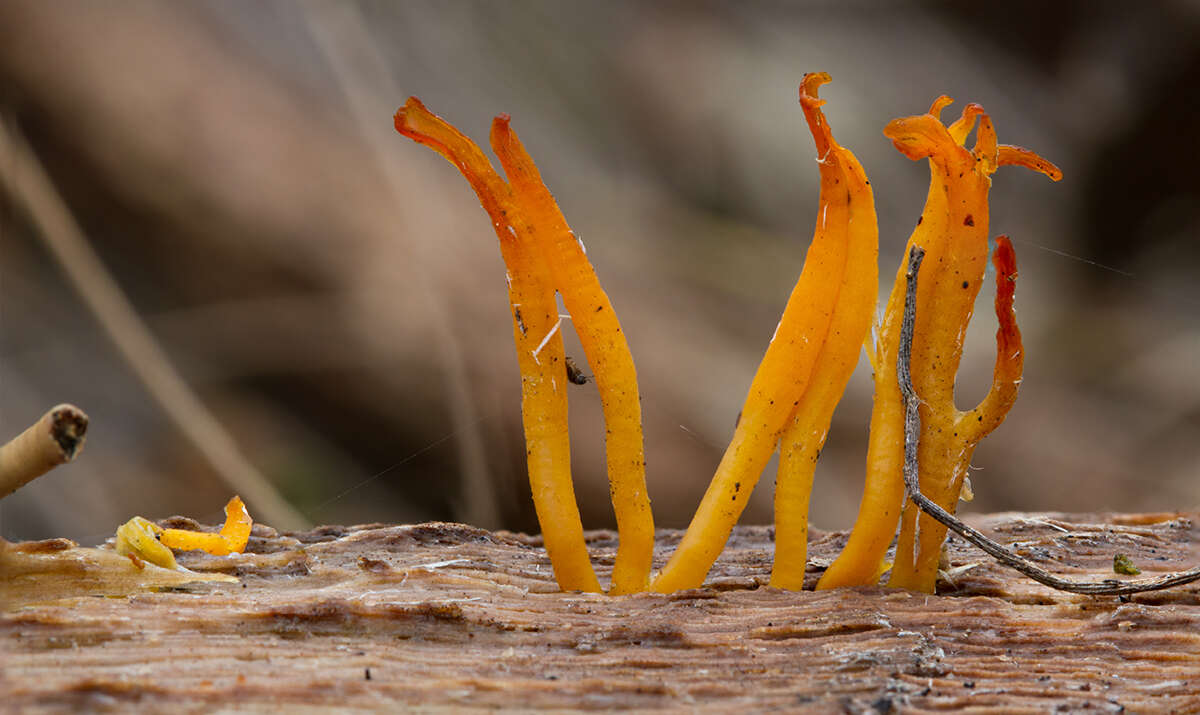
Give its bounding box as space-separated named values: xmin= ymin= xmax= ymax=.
xmin=2 ymin=1 xmax=1198 ymax=544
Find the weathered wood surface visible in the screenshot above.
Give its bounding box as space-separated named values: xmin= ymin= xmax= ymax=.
xmin=3 ymin=511 xmax=1200 ymax=712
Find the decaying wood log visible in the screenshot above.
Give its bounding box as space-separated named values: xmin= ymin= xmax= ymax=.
xmin=3 ymin=511 xmax=1199 ymax=711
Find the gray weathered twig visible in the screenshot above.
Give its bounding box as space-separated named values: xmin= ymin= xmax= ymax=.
xmin=898 ymin=244 xmax=1200 ymax=595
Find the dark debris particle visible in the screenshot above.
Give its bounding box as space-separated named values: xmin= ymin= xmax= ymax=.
xmin=399 ymin=522 xmax=494 ymax=546
xmin=358 ymin=556 xmax=391 ymax=573
xmin=295 ymin=525 xmax=350 ymax=544
xmin=160 ymin=516 xmax=204 ymax=531
xmin=9 ymin=538 xmax=75 ymax=554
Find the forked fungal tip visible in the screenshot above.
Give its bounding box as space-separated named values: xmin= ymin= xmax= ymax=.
xmin=395 ymin=97 xmax=440 ymax=137
xmin=799 ymin=72 xmax=832 ymax=105
xmin=929 ymin=95 xmax=955 ymax=118
xmin=960 ymin=103 xmax=985 ymax=119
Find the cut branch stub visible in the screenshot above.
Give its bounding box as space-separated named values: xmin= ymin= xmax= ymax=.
xmin=0 ymin=404 xmax=89 ymax=501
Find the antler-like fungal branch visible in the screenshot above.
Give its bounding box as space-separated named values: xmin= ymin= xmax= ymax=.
xmin=898 ymin=245 xmax=1200 ymax=596
xmin=818 ymin=98 xmax=1061 ymax=593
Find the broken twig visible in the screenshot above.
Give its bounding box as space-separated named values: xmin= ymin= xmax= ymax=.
xmin=0 ymin=404 xmax=89 ymax=500
xmin=898 ymin=245 xmax=1200 ymax=595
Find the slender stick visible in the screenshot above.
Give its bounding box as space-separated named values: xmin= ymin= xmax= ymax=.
xmin=0 ymin=405 xmax=89 ymax=500
xmin=898 ymin=245 xmax=1200 ymax=596
xmin=0 ymin=120 xmax=308 ymax=531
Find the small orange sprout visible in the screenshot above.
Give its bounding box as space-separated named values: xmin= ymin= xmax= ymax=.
xmin=817 ymin=98 xmax=1060 ymax=593
xmin=160 ymin=496 xmax=253 ymax=556
xmin=115 ymin=516 xmax=179 ymax=570
xmin=115 ymin=496 xmax=252 ymax=570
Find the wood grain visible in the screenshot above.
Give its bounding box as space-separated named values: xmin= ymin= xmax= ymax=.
xmin=3 ymin=512 xmax=1199 ymax=711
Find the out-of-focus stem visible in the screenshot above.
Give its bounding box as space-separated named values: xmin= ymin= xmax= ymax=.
xmin=0 ymin=121 xmax=308 ymax=531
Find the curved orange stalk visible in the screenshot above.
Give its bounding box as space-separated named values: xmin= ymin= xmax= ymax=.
xmin=395 ymin=98 xmax=600 ymax=592
xmin=817 ymin=98 xmax=1060 ymax=592
xmin=218 ymin=495 xmax=253 ymax=553
xmin=490 ymin=118 xmax=654 ymax=594
xmin=159 ymin=529 xmax=224 ymax=555
xmin=769 ymin=74 xmax=878 ymax=590
xmin=652 ymin=73 xmax=876 ymax=593
xmin=815 ymin=97 xmax=964 ymax=590
xmin=160 ymin=495 xmax=252 ymax=556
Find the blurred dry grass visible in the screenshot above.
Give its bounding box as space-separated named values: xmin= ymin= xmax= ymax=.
xmin=1 ymin=1 xmax=1198 ymax=543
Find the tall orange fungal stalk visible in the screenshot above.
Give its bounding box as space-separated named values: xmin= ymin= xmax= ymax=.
xmin=652 ymin=73 xmax=878 ymax=593
xmin=396 ymin=99 xmax=601 ymax=592
xmin=396 ymin=99 xmax=654 ymax=593
xmin=490 ymin=117 xmax=654 ymax=595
